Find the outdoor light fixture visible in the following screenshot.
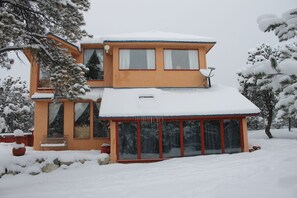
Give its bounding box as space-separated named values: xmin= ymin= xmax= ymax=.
xmin=104 ymin=45 xmax=110 ymax=54
xmin=200 ymin=67 xmax=216 ymax=88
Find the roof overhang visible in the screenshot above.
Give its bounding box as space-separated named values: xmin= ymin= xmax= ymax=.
xmin=99 ymin=86 xmax=260 ymax=119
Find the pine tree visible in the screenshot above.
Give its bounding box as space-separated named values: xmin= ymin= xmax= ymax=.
xmin=258 ymin=8 xmax=297 ymax=124
xmin=0 ymin=76 xmax=34 ymax=133
xmin=0 ymin=0 xmax=91 ymax=99
xmin=238 ymin=44 xmax=279 ymax=138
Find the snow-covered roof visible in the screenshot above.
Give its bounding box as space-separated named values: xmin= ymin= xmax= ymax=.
xmin=31 ymin=88 xmax=104 ymax=101
xmin=80 ymin=31 xmax=216 ymax=44
xmin=99 ymin=85 xmax=260 ymax=119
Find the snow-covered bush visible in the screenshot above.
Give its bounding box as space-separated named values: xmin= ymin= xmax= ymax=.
xmin=0 ymin=77 xmax=34 ymax=133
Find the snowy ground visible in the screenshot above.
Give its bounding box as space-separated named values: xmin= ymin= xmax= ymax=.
xmin=1 ymin=129 xmax=297 ymax=198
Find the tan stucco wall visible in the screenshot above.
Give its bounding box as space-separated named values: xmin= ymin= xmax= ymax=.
xmin=33 ymin=100 xmax=110 ymax=151
xmin=109 ymin=121 xmax=117 ymax=163
xmin=110 ymin=42 xmax=209 ymax=88
xmin=242 ymin=118 xmax=249 ymax=152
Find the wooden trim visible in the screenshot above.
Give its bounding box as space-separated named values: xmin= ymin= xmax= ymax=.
xmin=107 ymin=115 xmax=246 ymax=122
xmin=137 ymin=121 xmax=141 ymax=159
xmin=220 ymin=120 xmax=225 ymax=154
xmin=200 ymin=120 xmax=205 ymax=155
xmin=180 ymin=120 xmax=184 ymax=157
xmin=240 ymin=119 xmax=244 ymax=152
xmin=158 ymin=120 xmax=163 ymax=159
xmin=115 ymin=121 xmax=119 ymax=161
xmin=117 ymin=159 xmax=164 ymax=163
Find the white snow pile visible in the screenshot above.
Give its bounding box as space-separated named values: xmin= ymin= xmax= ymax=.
xmin=0 ymin=145 xmax=109 ymax=177
xmin=1 ymin=129 xmax=297 ymax=198
xmin=13 ymin=129 xmax=24 ymax=137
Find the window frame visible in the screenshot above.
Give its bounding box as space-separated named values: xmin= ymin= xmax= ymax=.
xmin=163 ymin=49 xmax=200 ymax=71
xmin=83 ymin=48 xmax=104 ymax=81
xmin=47 ymin=102 xmax=64 ymax=138
xmin=73 ymin=102 xmax=91 ymax=139
xmin=119 ymin=48 xmax=157 ymax=71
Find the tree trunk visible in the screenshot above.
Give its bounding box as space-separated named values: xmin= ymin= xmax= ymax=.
xmin=288 ymin=118 xmax=291 ymax=132
xmin=265 ymin=109 xmax=273 ymax=139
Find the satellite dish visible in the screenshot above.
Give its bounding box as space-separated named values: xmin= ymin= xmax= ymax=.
xmin=200 ymin=67 xmax=215 ymax=77
xmin=200 ymin=67 xmax=216 ymax=87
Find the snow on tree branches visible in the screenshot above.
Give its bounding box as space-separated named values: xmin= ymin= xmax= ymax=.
xmin=0 ymin=0 xmax=91 ymax=99
xmin=0 ymin=76 xmax=33 ymax=133
xmin=258 ymin=8 xmax=297 ymax=42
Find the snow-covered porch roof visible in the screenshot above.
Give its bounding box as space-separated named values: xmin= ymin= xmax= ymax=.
xmin=31 ymin=88 xmax=104 ymax=101
xmin=99 ymin=85 xmax=260 ymax=119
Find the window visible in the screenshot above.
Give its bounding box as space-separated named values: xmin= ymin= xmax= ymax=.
xmin=74 ymin=103 xmax=90 ymax=139
xmin=224 ymin=120 xmax=241 ymax=153
xmin=141 ymin=121 xmax=159 ymax=159
xmin=183 ymin=121 xmax=201 ymax=156
xmin=93 ymin=102 xmax=109 ymax=138
xmin=84 ymin=49 xmax=104 ymax=80
xmin=119 ymin=49 xmax=155 ymax=70
xmin=118 ymin=122 xmax=138 ymax=160
xmin=48 ymin=103 xmax=64 ymax=138
xmin=164 ymin=49 xmax=199 ymax=70
xmin=39 ymin=65 xmax=52 ymax=88
xmin=204 ymin=120 xmax=222 ymax=154
xmin=162 ymin=121 xmax=181 ymax=158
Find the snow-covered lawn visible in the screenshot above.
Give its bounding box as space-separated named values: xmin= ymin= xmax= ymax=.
xmin=1 ymin=129 xmax=297 ymax=198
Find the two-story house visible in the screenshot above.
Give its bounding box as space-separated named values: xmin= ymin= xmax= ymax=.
xmin=26 ymin=31 xmax=260 ymax=163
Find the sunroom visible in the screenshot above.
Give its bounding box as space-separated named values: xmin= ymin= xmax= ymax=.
xmin=99 ymin=85 xmax=260 ymax=162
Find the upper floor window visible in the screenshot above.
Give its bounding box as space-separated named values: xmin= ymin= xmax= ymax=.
xmin=39 ymin=66 xmax=53 ymax=88
xmin=164 ymin=49 xmax=199 ymax=70
xmin=119 ymin=49 xmax=155 ymax=70
xmin=84 ymin=49 xmax=104 ymax=80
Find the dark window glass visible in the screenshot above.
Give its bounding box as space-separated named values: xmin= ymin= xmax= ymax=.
xmin=141 ymin=121 xmax=159 ymax=159
xmin=118 ymin=122 xmax=138 ymax=160
xmin=39 ymin=65 xmax=52 ymax=88
xmin=224 ymin=120 xmax=241 ymax=153
xmin=84 ymin=49 xmax=104 ymax=80
xmin=204 ymin=120 xmax=221 ymax=154
xmin=162 ymin=121 xmax=181 ymax=158
xmin=183 ymin=121 xmax=201 ymax=156
xmin=93 ymin=102 xmax=109 ymax=138
xmin=48 ymin=103 xmax=64 ymax=138
xmin=74 ymin=103 xmax=90 ymax=138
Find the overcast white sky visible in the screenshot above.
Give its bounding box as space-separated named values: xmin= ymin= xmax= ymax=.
xmin=1 ymin=0 xmax=296 ymax=87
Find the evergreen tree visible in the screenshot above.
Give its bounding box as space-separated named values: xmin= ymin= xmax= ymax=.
xmin=257 ymin=8 xmax=297 ymax=124
xmin=0 ymin=0 xmax=91 ymax=99
xmin=0 ymin=76 xmax=34 ymax=133
xmin=85 ymin=51 xmax=102 ymax=80
xmin=238 ymin=44 xmax=279 ymax=138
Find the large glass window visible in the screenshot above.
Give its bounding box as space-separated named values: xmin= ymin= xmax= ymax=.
xmin=74 ymin=103 xmax=90 ymax=138
xmin=119 ymin=49 xmax=155 ymax=70
xmin=39 ymin=65 xmax=52 ymax=88
xmin=204 ymin=120 xmax=221 ymax=154
xmin=183 ymin=121 xmax=201 ymax=156
xmin=48 ymin=103 xmax=64 ymax=138
xmin=84 ymin=49 xmax=104 ymax=80
xmin=93 ymin=102 xmax=109 ymax=138
xmin=141 ymin=121 xmax=159 ymax=159
xmin=164 ymin=49 xmax=199 ymax=70
xmin=224 ymin=120 xmax=241 ymax=153
xmin=118 ymin=122 xmax=138 ymax=160
xmin=162 ymin=121 xmax=181 ymax=158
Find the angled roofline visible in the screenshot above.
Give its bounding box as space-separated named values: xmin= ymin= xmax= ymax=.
xmin=47 ymin=32 xmax=80 ymax=53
